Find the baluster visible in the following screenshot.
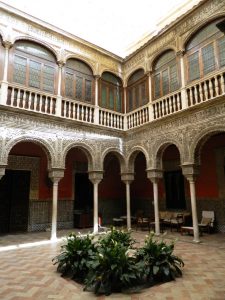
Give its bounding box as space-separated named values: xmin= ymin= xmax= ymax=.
xmin=22 ymin=91 xmax=26 ymax=109
xmin=203 ymin=82 xmax=208 ymax=100
xmin=209 ymin=79 xmax=213 ymax=99
xmin=221 ymin=74 xmax=225 ymax=94
xmin=199 ymin=84 xmax=203 ymax=102
xmin=215 ymin=76 xmax=219 ymax=96
xmin=103 ymin=111 xmax=106 ymax=125
xmin=17 ymin=89 xmax=21 ymax=107
xmin=28 ymin=92 xmax=32 ymax=109
xmin=67 ymin=101 xmax=71 ymax=118
xmin=11 ymin=88 xmax=16 ymax=106
xmin=34 ymin=93 xmax=38 ymax=111
xmin=194 ymin=86 xmax=198 ymax=104
xmin=44 ymin=96 xmax=48 ymax=113
xmin=189 ymin=88 xmax=194 ymax=106
xmin=49 ymin=97 xmax=53 ymax=114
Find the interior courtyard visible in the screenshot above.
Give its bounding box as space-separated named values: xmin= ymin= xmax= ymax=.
xmin=0 ymin=0 xmax=225 ymax=298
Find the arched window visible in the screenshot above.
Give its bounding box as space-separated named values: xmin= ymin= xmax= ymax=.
xmin=99 ymin=72 xmax=123 ymax=112
xmin=64 ymin=59 xmax=94 ymax=103
xmin=186 ymin=18 xmax=225 ymax=82
xmin=11 ymin=41 xmax=57 ymax=94
xmin=153 ymin=50 xmax=180 ymax=100
xmin=127 ymin=69 xmax=148 ymax=112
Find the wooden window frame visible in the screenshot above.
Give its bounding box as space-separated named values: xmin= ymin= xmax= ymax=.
xmin=10 ymin=47 xmax=57 ymax=94
xmin=126 ymin=75 xmax=148 ymax=112
xmin=152 ymin=54 xmax=180 ymax=100
xmin=99 ymin=78 xmax=123 ymax=113
xmin=186 ymin=29 xmax=225 ymax=83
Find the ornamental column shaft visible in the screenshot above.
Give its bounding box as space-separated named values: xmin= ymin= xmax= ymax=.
xmin=182 ymin=163 xmax=200 ymax=243
xmin=94 ymin=76 xmax=100 ymax=125
xmin=121 ymin=173 xmax=134 ymax=230
xmin=56 ymin=62 xmax=64 ymax=116
xmin=1 ymin=41 xmax=12 ymax=105
xmin=147 ymin=169 xmax=163 ymax=236
xmin=177 ymin=50 xmax=188 ymax=109
xmin=89 ymin=171 xmax=103 ymax=233
xmin=49 ymin=169 xmax=64 ymax=241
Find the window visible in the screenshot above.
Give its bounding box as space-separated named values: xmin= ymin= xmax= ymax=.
xmin=186 ymin=19 xmax=225 ymax=82
xmin=12 ymin=41 xmax=56 ymax=94
xmin=152 ymin=50 xmax=180 ymax=100
xmin=127 ymin=69 xmax=148 ymax=112
xmin=99 ymin=72 xmax=123 ymax=112
xmin=64 ymin=59 xmax=94 ymax=103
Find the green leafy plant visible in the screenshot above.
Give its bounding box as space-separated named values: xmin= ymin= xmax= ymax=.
xmin=136 ymin=233 xmax=184 ymax=283
xmin=98 ymin=227 xmax=135 ymax=249
xmin=84 ymin=240 xmax=143 ymax=295
xmin=52 ymin=233 xmax=96 ymax=282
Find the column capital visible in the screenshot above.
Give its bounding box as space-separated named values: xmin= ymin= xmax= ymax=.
xmin=146 ymin=168 xmax=163 ymax=183
xmin=94 ymin=74 xmax=101 ymax=80
xmin=145 ymin=69 xmax=153 ymax=76
xmin=3 ymin=40 xmax=13 ymax=49
xmin=176 ymin=49 xmax=185 ymax=57
xmin=89 ymin=170 xmax=103 ymax=184
xmin=49 ymin=168 xmax=64 ymax=183
xmin=0 ymin=165 xmax=6 ymax=179
xmin=121 ymin=172 xmax=134 ymax=184
xmin=182 ymin=163 xmax=200 ymax=182
xmin=57 ymin=60 xmax=65 ymax=68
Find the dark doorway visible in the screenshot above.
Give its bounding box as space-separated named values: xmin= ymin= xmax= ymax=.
xmin=0 ymin=170 xmax=30 ymax=234
xmin=74 ymin=173 xmax=93 ymax=211
xmin=164 ymin=170 xmax=186 ymax=209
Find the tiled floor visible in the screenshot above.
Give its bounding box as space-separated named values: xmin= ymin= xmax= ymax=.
xmin=0 ymin=229 xmax=225 ymax=300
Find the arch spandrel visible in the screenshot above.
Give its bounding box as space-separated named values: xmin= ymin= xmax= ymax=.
xmin=101 ymin=147 xmax=126 ymax=173
xmin=126 ymin=146 xmax=150 ymax=173
xmin=189 ymin=126 xmax=225 ymax=165
xmin=62 ymin=142 xmax=95 ymax=171
xmin=3 ymin=136 xmax=55 ymax=170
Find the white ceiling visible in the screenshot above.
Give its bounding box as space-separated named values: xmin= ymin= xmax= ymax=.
xmin=1 ymin=0 xmax=201 ymax=57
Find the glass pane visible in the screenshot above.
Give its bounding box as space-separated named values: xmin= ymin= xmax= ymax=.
xmin=66 ymin=59 xmax=92 ymax=75
xmin=13 ymin=55 xmax=27 ymax=85
xmin=102 ymin=72 xmax=122 ymax=85
xmin=43 ymin=65 xmax=54 ymax=93
xmin=154 ymin=73 xmax=160 ymax=98
xmin=128 ymin=89 xmax=133 ymax=111
xmin=141 ymin=82 xmax=147 ymax=105
xmin=101 ymin=84 xmax=107 ymax=107
xmin=29 ymin=60 xmax=41 ymax=89
xmin=109 ymin=88 xmax=114 ymax=109
xmin=116 ymin=87 xmax=121 ymax=112
xmin=155 ymin=51 xmax=176 ymax=70
xmin=170 ymin=64 xmax=178 ymax=92
xmin=85 ymin=79 xmax=92 ymax=102
xmin=15 ymin=42 xmax=55 ymax=62
xmin=188 ymin=52 xmax=200 ymax=81
xmin=128 ymin=69 xmax=144 ymax=85
xmin=75 ymin=76 xmax=83 ymax=99
xmin=65 ymin=72 xmax=74 ymax=98
xmin=202 ymin=43 xmax=215 ymax=75
xmin=135 ymin=86 xmax=139 ymax=107
xmin=218 ymin=36 xmax=225 ymax=67
xmin=162 ymin=69 xmax=169 ymax=95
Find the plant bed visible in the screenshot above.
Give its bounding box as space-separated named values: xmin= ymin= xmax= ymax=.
xmin=53 ymin=229 xmax=184 ymax=296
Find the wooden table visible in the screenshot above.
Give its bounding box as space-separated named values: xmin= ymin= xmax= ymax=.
xmin=180 ymin=226 xmax=194 ymax=235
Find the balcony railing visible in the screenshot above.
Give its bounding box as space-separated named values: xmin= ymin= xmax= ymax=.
xmin=126 ymin=105 xmax=149 ymax=129
xmin=99 ymin=108 xmax=124 ymax=130
xmin=1 ymin=69 xmax=225 ymax=131
xmin=62 ymin=97 xmax=95 ymax=124
xmin=152 ymin=90 xmax=182 ymax=120
xmin=6 ymin=84 xmax=56 ymax=115
xmin=186 ymin=69 xmax=225 ymax=107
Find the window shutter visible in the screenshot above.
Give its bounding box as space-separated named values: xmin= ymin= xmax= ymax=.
xmin=154 ymin=73 xmax=160 ymax=98
xmin=218 ymin=36 xmax=225 ymax=67
xmin=188 ymin=52 xmax=200 ymax=81
xmin=43 ymin=65 xmax=54 ymax=93
xmin=75 ymin=76 xmax=83 ymax=99
xmin=162 ymin=69 xmax=169 ymax=95
xmin=202 ymin=43 xmax=215 ymax=75
xmin=170 ymin=64 xmax=178 ymax=92
xmin=85 ymin=79 xmax=92 ymax=102
xmin=13 ymin=55 xmax=27 ymax=85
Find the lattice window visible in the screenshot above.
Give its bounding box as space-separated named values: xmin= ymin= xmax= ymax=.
xmin=141 ymin=82 xmax=147 ymax=105
xmin=170 ymin=64 xmax=178 ymax=92
xmin=75 ymin=76 xmax=83 ymax=99
xmin=15 ymin=42 xmax=55 ymax=62
xmin=29 ymin=60 xmax=41 ymax=89
xmin=109 ymin=88 xmax=114 ymax=109
xmin=65 ymin=72 xmax=74 ymax=98
xmin=128 ymin=89 xmax=133 ymax=111
xmin=188 ymin=52 xmax=200 ymax=81
xmin=116 ymin=88 xmax=121 ymax=112
xmin=202 ymin=43 xmax=215 ymax=75
xmin=43 ymin=65 xmax=54 ymax=93
xmin=154 ymin=74 xmax=160 ymax=98
xmin=218 ymin=36 xmax=225 ymax=67
xmin=101 ymin=84 xmax=107 ymax=107
xmin=13 ymin=55 xmax=27 ymax=85
xmin=162 ymin=69 xmax=169 ymax=95
xmin=85 ymin=80 xmax=92 ymax=102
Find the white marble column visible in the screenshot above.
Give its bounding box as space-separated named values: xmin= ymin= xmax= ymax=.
xmin=0 ymin=41 xmax=12 ymax=105
xmin=121 ymin=173 xmax=134 ymax=230
xmin=94 ymin=75 xmax=100 ymax=125
xmin=182 ymin=163 xmax=200 ymax=243
xmin=49 ymin=169 xmax=64 ymax=241
xmin=147 ymin=169 xmax=163 ymax=236
xmin=123 ymin=85 xmax=128 ymax=130
xmin=177 ymin=50 xmax=188 ymax=109
xmin=89 ymin=171 xmax=103 ymax=234
xmin=56 ymin=61 xmax=64 ymax=117
xmin=0 ymin=167 xmax=6 ymax=180
xmin=146 ymin=71 xmax=154 ymax=121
